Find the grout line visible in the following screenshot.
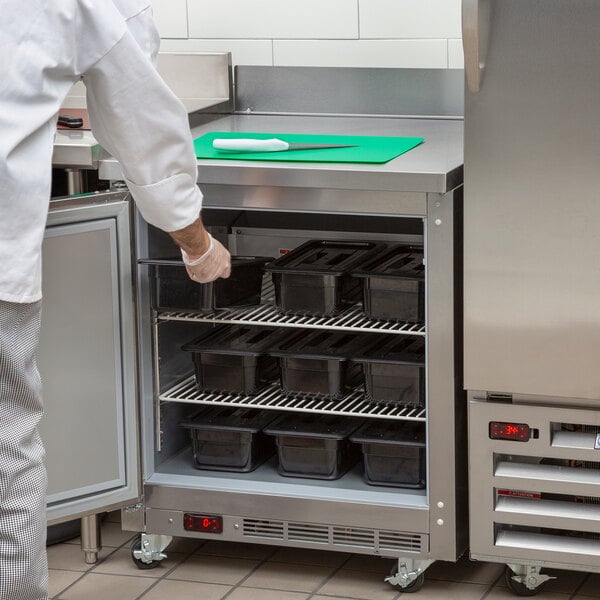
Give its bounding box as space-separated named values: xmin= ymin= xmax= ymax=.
xmin=219 ymin=545 xmax=280 ymax=599
xmin=478 ymin=567 xmax=505 ymax=600
xmin=306 ymin=552 xmax=355 ymax=598
xmin=50 ymin=569 xmax=88 ymax=600
xmin=51 ymin=543 xmax=123 ymax=598
xmin=570 ymin=572 xmax=590 ymax=599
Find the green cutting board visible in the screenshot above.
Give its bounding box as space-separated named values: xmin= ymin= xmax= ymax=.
xmin=194 ymin=132 xmax=424 ymax=164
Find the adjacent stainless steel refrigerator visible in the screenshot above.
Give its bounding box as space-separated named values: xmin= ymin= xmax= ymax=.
xmin=463 ymin=0 xmax=600 ymax=594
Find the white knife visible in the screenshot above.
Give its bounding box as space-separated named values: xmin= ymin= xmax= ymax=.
xmin=212 ymin=138 xmax=356 ymax=152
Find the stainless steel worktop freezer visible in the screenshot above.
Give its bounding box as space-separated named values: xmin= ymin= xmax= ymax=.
xmin=111 ymin=111 xmax=466 ymax=592
xmin=463 ymin=0 xmax=600 ymax=595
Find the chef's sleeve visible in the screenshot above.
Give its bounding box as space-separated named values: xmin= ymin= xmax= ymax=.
xmin=82 ymin=23 xmax=202 ymax=232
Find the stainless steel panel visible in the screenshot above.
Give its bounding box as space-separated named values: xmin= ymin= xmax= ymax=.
xmin=144 ymin=481 xmax=429 ymax=535
xmin=462 ymin=0 xmax=491 ymax=93
xmin=235 ymin=66 xmax=464 ymax=118
xmin=426 ymin=189 xmax=468 ymax=561
xmin=202 ymin=185 xmax=428 ymax=217
xmin=42 ymin=193 xmax=140 ymax=523
xmin=471 ymin=551 xmax=600 ymax=576
xmin=63 ymin=53 xmax=232 ymax=114
xmin=41 ymin=220 xmax=125 ymax=501
xmin=155 ymin=53 xmax=232 ymax=113
xmin=146 ymin=508 xmax=428 ymax=558
xmin=464 ymin=0 xmax=600 ymax=400
xmin=230 ymin=224 xmax=421 ymax=255
xmin=52 ymin=130 xmax=103 ymax=169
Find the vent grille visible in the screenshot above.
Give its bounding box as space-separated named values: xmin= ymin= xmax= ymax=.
xmin=160 ymin=378 xmax=426 ymax=421
xmin=288 ymin=523 xmax=329 ymax=544
xmin=379 ymin=530 xmax=423 ymax=552
xmin=241 ymin=519 xmax=424 ymax=554
xmin=243 ymin=519 xmax=284 ymax=539
xmin=333 ymin=527 xmax=376 ymax=549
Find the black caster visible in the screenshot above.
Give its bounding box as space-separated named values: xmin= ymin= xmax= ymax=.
xmin=504 ymin=566 xmax=547 ymax=596
xmin=388 ymin=566 xmax=425 ymax=593
xmin=130 ymin=537 xmax=161 ymax=570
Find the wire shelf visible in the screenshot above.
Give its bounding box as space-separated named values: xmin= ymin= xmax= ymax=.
xmin=157 ymin=306 xmax=425 ymax=335
xmin=154 ymin=276 xmax=425 ymax=335
xmin=160 ymin=377 xmax=427 ymax=421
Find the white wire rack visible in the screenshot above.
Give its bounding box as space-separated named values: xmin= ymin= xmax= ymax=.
xmin=159 ymin=377 xmax=427 ymax=421
xmin=157 ymin=305 xmax=425 ymax=335
xmin=156 ymin=278 xmax=425 ymax=335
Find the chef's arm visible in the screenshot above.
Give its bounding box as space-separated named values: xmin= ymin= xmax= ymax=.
xmin=81 ymin=29 xmax=230 ymax=280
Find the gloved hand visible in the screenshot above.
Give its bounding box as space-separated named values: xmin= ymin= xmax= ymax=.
xmin=181 ymin=233 xmax=231 ymax=283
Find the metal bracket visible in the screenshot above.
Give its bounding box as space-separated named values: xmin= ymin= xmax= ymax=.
xmin=506 ymin=563 xmax=557 ymax=590
xmin=385 ymin=558 xmax=433 ymax=588
xmin=121 ymin=501 xmax=146 ymax=533
xmin=133 ymin=534 xmax=173 ymax=565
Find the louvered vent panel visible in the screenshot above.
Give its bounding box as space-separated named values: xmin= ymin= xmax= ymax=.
xmin=288 ymin=523 xmax=329 ymax=544
xmin=243 ymin=519 xmax=284 ymax=540
xmin=333 ymin=527 xmax=376 ymax=549
xmin=378 ymin=531 xmax=422 ymax=553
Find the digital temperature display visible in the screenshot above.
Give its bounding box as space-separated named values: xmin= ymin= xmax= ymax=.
xmin=183 ymin=513 xmax=223 ymax=534
xmin=489 ymin=421 xmax=531 ymax=442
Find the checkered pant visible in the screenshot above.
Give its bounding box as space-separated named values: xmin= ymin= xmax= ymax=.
xmin=0 ymin=300 xmax=48 ymax=600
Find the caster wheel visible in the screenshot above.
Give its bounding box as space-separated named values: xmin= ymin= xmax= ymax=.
xmin=504 ymin=567 xmax=546 ymax=596
xmin=389 ymin=566 xmax=425 ymax=593
xmin=130 ymin=538 xmax=161 ymax=570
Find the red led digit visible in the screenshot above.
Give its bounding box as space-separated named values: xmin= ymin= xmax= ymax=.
xmin=489 ymin=421 xmax=531 ymax=442
xmin=183 ymin=513 xmax=223 ymax=533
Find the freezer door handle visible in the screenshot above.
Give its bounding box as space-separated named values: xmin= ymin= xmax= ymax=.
xmin=462 ymin=0 xmax=492 ymax=93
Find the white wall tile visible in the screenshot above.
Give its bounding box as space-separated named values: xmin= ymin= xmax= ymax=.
xmin=360 ymin=0 xmax=461 ymax=39
xmin=160 ymin=39 xmax=273 ymax=66
xmin=274 ymin=40 xmax=447 ymax=68
xmin=188 ymin=0 xmax=358 ymax=39
xmin=151 ymin=0 xmax=188 ymax=38
xmin=448 ymin=39 xmax=464 ymax=69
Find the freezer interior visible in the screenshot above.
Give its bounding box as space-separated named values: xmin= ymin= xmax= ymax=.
xmin=134 ymin=206 xmax=440 ymax=559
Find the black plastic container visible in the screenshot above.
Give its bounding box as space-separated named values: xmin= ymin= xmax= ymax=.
xmin=352 ymin=336 xmax=425 ymax=407
xmin=269 ymin=329 xmax=365 ymax=400
xmin=350 ymin=420 xmax=426 ymax=488
xmin=145 ymin=256 xmax=271 ymax=312
xmin=181 ymin=325 xmax=286 ymax=395
xmin=181 ymin=406 xmax=278 ymax=472
xmin=353 ymin=245 xmax=425 ymax=322
xmin=266 ymin=240 xmax=382 ymax=316
xmin=264 ymin=413 xmax=361 ymax=480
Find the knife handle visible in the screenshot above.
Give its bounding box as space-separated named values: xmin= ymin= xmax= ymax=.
xmin=212 ymin=138 xmax=289 ymax=152
xmin=58 ymin=114 xmax=84 ymax=128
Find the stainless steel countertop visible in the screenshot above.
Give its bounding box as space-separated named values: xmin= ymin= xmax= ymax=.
xmin=98 ymin=114 xmax=463 ymax=194
xmin=52 ymin=130 xmax=104 ymax=169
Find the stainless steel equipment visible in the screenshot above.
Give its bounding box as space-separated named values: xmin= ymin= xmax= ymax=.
xmin=41 ymin=190 xmax=139 ymax=563
xmin=100 ymin=66 xmax=467 ymax=592
xmin=463 ymin=0 xmax=600 ymax=593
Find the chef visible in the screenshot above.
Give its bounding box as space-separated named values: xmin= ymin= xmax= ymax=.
xmin=0 ymin=1 xmax=230 ymax=598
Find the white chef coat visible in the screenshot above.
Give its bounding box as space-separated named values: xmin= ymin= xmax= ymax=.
xmin=0 ymin=0 xmax=203 ymax=303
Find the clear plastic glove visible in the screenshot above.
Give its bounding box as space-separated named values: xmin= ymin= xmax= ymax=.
xmin=181 ymin=234 xmax=231 ymax=283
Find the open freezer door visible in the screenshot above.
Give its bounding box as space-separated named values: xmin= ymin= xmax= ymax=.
xmin=39 ymin=190 xmax=140 ymax=524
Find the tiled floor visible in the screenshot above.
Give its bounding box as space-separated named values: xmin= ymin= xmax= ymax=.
xmin=48 ymin=512 xmax=600 ymax=600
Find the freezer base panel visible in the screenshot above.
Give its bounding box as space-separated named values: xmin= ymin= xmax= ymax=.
xmin=140 ymin=450 xmax=430 ymax=558
xmin=470 ymin=553 xmax=600 ymax=577
xmin=144 ymin=506 xmax=428 ymax=559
